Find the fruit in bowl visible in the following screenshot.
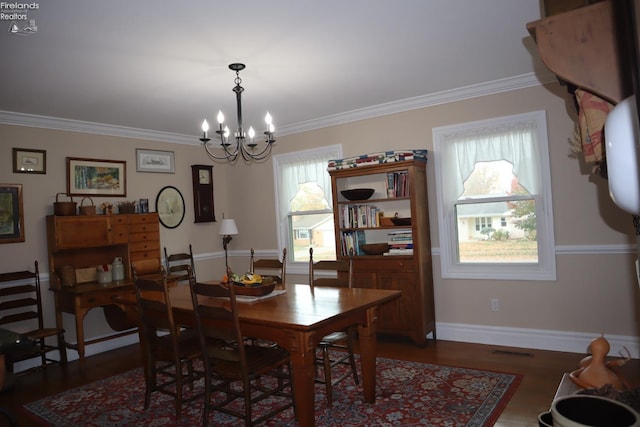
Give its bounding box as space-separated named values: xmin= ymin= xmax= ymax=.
xmin=225 ymin=272 xmax=263 ymax=286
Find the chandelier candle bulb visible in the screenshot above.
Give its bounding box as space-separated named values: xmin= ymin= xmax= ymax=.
xmin=201 ymin=119 xmax=209 ymax=139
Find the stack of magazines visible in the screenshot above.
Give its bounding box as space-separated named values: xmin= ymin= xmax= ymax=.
xmin=385 ymin=230 xmax=413 ymax=255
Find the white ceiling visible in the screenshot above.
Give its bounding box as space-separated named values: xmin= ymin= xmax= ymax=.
xmin=0 ymin=0 xmax=553 ymax=141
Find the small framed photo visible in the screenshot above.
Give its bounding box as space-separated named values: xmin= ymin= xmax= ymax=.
xmin=136 ymin=149 xmax=175 ymax=173
xmin=13 ymin=148 xmax=46 ymax=174
xmin=67 ymin=157 xmax=127 ymax=197
xmin=0 ymin=184 xmax=25 ymax=244
xmin=139 ymin=198 xmax=149 ymax=213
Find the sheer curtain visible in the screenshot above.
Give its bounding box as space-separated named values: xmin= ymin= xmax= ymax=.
xmin=440 ymin=119 xmax=541 ymax=208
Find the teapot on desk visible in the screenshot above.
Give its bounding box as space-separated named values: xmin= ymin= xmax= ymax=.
xmin=111 ymin=257 xmax=125 ymax=281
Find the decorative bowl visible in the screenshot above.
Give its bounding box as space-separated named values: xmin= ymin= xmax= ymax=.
xmin=341 ymin=188 xmax=375 ymax=201
xmin=360 ymin=243 xmax=390 ymax=255
xmin=231 ymin=282 xmax=276 ymax=297
xmin=391 ymin=216 xmax=412 ymax=226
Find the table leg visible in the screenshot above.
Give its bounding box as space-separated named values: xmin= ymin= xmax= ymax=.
xmin=290 ymin=333 xmax=317 ymax=427
xmin=358 ymin=306 xmax=379 ymax=403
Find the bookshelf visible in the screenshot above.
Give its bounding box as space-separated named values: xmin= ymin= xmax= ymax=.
xmin=329 ymin=158 xmax=435 ymax=345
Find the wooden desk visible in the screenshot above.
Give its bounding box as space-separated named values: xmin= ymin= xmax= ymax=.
xmin=130 ymin=283 xmax=400 ymax=427
xmin=51 ymin=282 xmax=137 ymax=363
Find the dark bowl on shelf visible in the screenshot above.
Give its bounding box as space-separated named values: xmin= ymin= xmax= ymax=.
xmin=360 ymin=243 xmax=390 ymax=255
xmin=341 ymin=188 xmax=375 ymax=201
xmin=391 ymin=217 xmax=412 ymax=226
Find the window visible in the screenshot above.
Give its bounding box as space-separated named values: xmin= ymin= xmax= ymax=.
xmin=433 ymin=111 xmax=556 ymax=280
xmin=273 ymin=145 xmax=342 ymax=266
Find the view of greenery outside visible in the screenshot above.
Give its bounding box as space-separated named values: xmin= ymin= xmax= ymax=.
xmin=289 ymin=182 xmax=336 ymax=262
xmin=456 ymin=161 xmax=538 ymax=263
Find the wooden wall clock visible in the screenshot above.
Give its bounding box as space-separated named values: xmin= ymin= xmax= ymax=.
xmin=191 ymin=164 xmax=216 ymax=223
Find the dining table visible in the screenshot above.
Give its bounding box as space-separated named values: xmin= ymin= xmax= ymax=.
xmin=119 ymin=282 xmax=401 ymax=427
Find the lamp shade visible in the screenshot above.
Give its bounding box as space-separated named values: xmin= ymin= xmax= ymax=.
xmin=219 ymin=218 xmax=239 ymax=236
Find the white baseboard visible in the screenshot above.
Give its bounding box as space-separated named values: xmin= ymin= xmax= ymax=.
xmin=436 ymin=322 xmax=640 ymax=359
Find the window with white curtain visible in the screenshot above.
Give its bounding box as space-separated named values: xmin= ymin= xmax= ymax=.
xmin=433 ymin=111 xmax=556 ymax=280
xmin=273 ymin=145 xmax=342 ymax=265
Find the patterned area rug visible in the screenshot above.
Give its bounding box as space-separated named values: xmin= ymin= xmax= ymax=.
xmin=23 ymin=355 xmax=521 ymax=426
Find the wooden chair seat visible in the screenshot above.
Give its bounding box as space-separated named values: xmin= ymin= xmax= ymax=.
xmin=189 ymin=278 xmax=294 ymax=426
xmin=0 ymin=261 xmax=67 ymax=374
xmin=133 ymin=265 xmax=203 ymax=420
xmin=309 ymin=247 xmax=359 ymax=406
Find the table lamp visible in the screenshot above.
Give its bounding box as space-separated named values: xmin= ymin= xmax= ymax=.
xmin=219 ymin=218 xmax=239 ymax=273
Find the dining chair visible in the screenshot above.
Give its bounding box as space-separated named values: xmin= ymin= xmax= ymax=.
xmin=132 ymin=264 xmax=203 ymax=420
xmin=0 ymin=260 xmax=67 ymax=374
xmin=249 ymin=247 xmax=287 ymax=287
xmin=308 ymin=247 xmax=359 ymax=406
xmin=188 ymin=277 xmax=295 ymax=426
xmin=164 ymin=245 xmax=196 ymax=284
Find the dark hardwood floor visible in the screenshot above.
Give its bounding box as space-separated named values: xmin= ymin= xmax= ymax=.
xmin=1 ymin=337 xmax=638 ymax=426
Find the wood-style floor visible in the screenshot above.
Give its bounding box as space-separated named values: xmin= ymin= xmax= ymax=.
xmin=1 ymin=337 xmax=638 ymax=427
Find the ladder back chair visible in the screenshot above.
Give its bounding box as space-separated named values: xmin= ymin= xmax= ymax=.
xmin=0 ymin=260 xmax=67 ymax=374
xmin=188 ymin=277 xmax=294 ymax=426
xmin=308 ymin=247 xmax=359 ymax=406
xmin=164 ymin=245 xmax=196 ymax=284
xmin=249 ymin=248 xmax=287 ymax=287
xmin=132 ymin=264 xmax=202 ymax=420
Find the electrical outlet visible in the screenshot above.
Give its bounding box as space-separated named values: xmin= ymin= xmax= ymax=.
xmin=491 ymin=298 xmax=500 ymax=312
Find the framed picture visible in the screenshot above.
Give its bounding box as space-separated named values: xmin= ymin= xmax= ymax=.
xmin=67 ymin=157 xmax=126 ymax=197
xmin=136 ymin=149 xmax=175 ymax=173
xmin=0 ymin=184 xmax=25 ymax=243
xmin=13 ymin=148 xmax=46 ymax=174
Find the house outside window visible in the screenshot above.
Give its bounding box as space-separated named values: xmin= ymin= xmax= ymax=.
xmin=273 ymin=145 xmax=342 ymax=265
xmin=432 ymin=110 xmax=556 ymax=280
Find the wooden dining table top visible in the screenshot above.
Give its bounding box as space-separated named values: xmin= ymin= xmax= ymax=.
xmin=167 ymin=282 xmax=401 ymax=330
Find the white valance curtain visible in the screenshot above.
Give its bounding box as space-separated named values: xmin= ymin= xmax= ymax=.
xmin=440 ymin=118 xmax=541 ymax=204
xmin=276 ymin=148 xmax=339 ymax=217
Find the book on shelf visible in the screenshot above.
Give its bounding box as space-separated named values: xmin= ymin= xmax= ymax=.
xmin=385 ymin=171 xmax=410 ymax=198
xmin=340 ymin=230 xmax=367 ymax=256
xmin=384 ymin=248 xmax=414 ymax=255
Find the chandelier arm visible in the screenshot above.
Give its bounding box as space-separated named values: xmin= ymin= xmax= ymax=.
xmin=202 ymin=140 xmax=239 ymax=162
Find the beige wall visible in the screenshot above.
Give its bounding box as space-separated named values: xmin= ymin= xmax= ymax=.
xmin=2 ymin=80 xmax=639 ymax=357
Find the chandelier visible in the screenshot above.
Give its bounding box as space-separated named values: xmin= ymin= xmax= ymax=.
xmin=199 ymin=63 xmax=276 ymax=163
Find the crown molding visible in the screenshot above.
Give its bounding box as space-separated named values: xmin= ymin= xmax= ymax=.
xmin=0 ymin=71 xmax=556 ymax=143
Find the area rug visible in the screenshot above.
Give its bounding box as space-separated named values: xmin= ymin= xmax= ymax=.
xmin=23 ymin=355 xmax=521 ymax=426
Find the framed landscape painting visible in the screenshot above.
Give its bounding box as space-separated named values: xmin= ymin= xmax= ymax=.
xmin=67 ymin=157 xmax=126 ymax=197
xmin=0 ymin=184 xmax=25 ymax=244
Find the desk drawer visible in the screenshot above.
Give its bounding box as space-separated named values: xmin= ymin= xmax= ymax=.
xmin=129 ymin=222 xmax=159 ymax=235
xmin=112 ymin=225 xmax=129 ymax=243
xmin=129 ymin=240 xmax=160 ymax=253
xmin=128 ymin=213 xmax=159 ymax=225
xmin=77 ymin=288 xmax=134 ymax=307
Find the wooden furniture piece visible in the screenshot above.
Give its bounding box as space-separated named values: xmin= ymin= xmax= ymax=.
xmin=164 ymin=245 xmax=195 ymax=284
xmin=0 ymin=261 xmax=67 ymax=373
xmin=249 ymin=247 xmax=287 ymax=285
xmin=527 ymin=1 xmax=634 ymax=105
xmin=117 ymin=283 xmax=401 ymax=427
xmin=46 ymin=213 xmax=161 ymax=362
xmin=329 ymin=159 xmax=435 ymax=345
xmin=309 ymin=247 xmax=359 ymax=406
xmin=133 ymin=269 xmax=202 ymax=420
xmin=189 ymin=279 xmax=293 ymax=426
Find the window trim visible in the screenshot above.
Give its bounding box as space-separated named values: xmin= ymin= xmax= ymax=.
xmin=433 ymin=110 xmax=556 ymax=280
